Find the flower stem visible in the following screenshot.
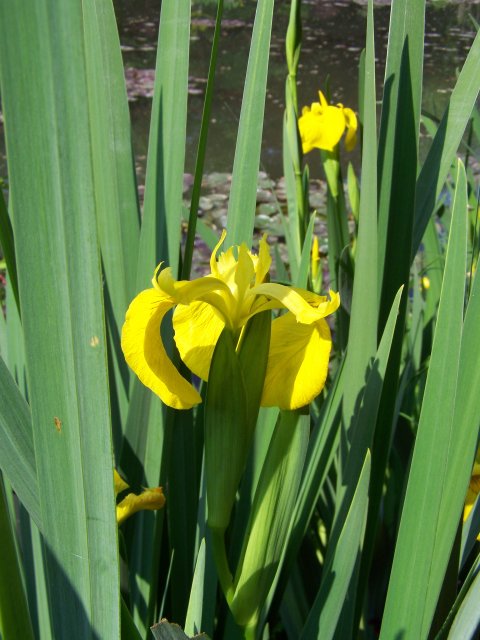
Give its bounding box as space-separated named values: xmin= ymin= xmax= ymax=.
xmin=211 ymin=527 xmax=234 ymax=605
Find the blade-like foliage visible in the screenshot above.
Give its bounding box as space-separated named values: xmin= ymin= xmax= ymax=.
xmin=381 ymin=161 xmax=468 ymax=638
xmin=0 ymin=1 xmax=120 ymax=636
xmin=226 ymin=0 xmax=275 ymax=246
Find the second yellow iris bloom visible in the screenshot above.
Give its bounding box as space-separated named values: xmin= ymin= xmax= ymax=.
xmin=121 ymin=232 xmax=339 ymax=411
xmin=298 ymin=90 xmax=357 ymax=154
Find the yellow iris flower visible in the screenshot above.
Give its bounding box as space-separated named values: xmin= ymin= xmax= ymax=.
xmin=298 ymin=90 xmax=358 ymax=154
xmin=121 ymin=231 xmax=339 ymax=411
xmin=114 ymin=470 xmax=165 ymax=525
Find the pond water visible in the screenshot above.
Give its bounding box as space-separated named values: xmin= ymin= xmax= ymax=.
xmin=114 ymin=0 xmax=480 ymax=181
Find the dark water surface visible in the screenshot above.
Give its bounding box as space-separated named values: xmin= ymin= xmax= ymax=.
xmin=114 ymin=0 xmax=480 ymax=180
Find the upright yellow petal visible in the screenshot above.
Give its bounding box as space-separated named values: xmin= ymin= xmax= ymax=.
xmin=261 ymin=312 xmax=332 ymax=410
xmin=210 ymin=229 xmax=228 ymax=276
xmin=343 ymin=107 xmax=358 ymax=151
xmin=121 ymin=289 xmax=202 ymax=409
xmin=254 ymin=235 xmax=272 ymax=285
xmin=311 ymin=235 xmax=320 ymax=281
xmin=318 ymin=90 xmax=329 ymax=109
xmin=173 ymin=301 xmax=225 ymax=381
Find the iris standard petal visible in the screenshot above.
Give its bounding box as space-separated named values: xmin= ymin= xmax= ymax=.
xmin=121 ymin=289 xmax=202 ymax=409
xmin=261 ymin=311 xmax=332 ymax=410
xmin=173 ymin=301 xmax=225 ymax=381
xmin=255 ymin=235 xmax=272 ymax=285
xmin=343 ymin=107 xmax=358 ymax=151
xmin=210 ymin=229 xmax=228 ymax=276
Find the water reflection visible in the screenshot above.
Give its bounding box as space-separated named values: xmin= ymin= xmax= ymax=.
xmin=113 ymin=0 xmax=479 ymax=180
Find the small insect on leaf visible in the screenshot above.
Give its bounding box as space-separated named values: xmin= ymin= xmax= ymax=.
xmin=54 ymin=417 xmax=62 ymax=432
xmin=90 ymin=335 xmax=99 ymax=347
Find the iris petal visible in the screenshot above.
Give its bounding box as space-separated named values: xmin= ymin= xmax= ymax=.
xmin=252 ymin=283 xmax=340 ymax=324
xmin=261 ymin=312 xmax=332 ymax=410
xmin=116 ymin=486 xmax=165 ymax=525
xmin=343 ymin=107 xmax=358 ymax=151
xmin=173 ymin=301 xmax=225 ymax=381
xmin=298 ymin=104 xmax=346 ymax=153
xmin=121 ymin=289 xmax=201 ymax=409
xmin=255 ymin=235 xmax=272 ymax=285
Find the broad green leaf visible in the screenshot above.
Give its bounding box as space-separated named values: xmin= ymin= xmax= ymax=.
xmin=83 ymin=0 xmax=140 ymax=433
xmin=0 ymin=355 xmax=40 ymax=528
xmin=300 ymin=451 xmax=371 ymax=640
xmin=182 ymin=0 xmax=224 ymax=279
xmin=380 ymin=161 xmax=468 ymax=639
xmin=412 ymin=28 xmax=480 ymax=258
xmin=125 ymin=1 xmax=192 ymax=628
xmin=0 ymin=2 xmax=120 ymax=635
xmin=226 ymin=0 xmax=275 ymax=246
xmin=327 ymin=287 xmax=403 ymax=636
xmin=377 ymin=0 xmax=425 ymax=309
xmin=137 ymin=0 xmax=191 ymax=284
xmin=341 ymin=0 xmax=378 ymax=443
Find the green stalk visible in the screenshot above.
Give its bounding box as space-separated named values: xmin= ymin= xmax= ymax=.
xmin=211 ymin=528 xmax=234 ymax=605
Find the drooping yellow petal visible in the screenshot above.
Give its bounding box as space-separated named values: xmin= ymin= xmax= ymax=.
xmin=343 ymin=107 xmax=358 ymax=151
xmin=261 ymin=312 xmax=332 ymax=410
xmin=116 ymin=486 xmax=165 ymax=525
xmin=173 ymin=300 xmax=225 ymax=381
xmin=155 ymin=266 xmax=234 ymax=313
xmin=121 ymin=289 xmax=201 ymax=409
